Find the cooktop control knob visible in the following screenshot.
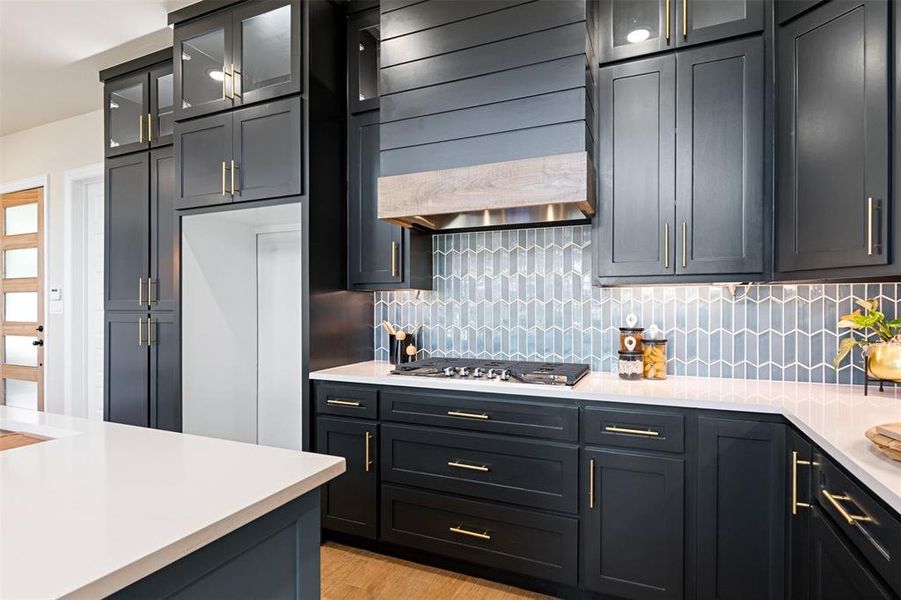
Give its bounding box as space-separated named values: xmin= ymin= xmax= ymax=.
xmin=458 ymin=366 xmax=471 ymax=377
xmin=486 ymin=368 xmax=498 ymax=379
xmin=500 ymin=369 xmax=512 ymax=381
xmin=472 ymin=367 xmax=485 ymax=378
xmin=443 ymin=367 xmax=456 ymax=377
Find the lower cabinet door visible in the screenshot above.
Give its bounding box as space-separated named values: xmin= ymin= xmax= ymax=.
xmin=580 ymin=448 xmax=684 ymax=599
xmin=148 ymin=312 xmax=180 ymax=432
xmin=788 ymin=428 xmax=814 ymax=600
xmin=697 ymin=417 xmax=786 ymax=600
xmin=809 ymin=506 xmax=893 ymax=599
xmin=105 ymin=312 xmax=149 ymax=427
xmin=315 ymin=417 xmax=378 ymax=539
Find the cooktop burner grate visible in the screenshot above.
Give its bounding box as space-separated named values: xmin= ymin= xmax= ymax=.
xmin=391 ymin=358 xmax=590 ymax=386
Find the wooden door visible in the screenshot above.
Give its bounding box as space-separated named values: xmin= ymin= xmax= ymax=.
xmin=595 ymin=55 xmax=676 ymax=279
xmin=675 ymin=37 xmax=764 ymax=277
xmin=580 ymin=448 xmax=684 ymax=599
xmin=697 ymin=417 xmax=786 ymax=600
xmin=316 ymin=416 xmax=378 ymax=539
xmin=776 ymin=0 xmax=889 ymax=273
xmin=173 ymin=111 xmax=233 ymax=209
xmin=0 ymin=188 xmax=45 ymax=411
xmin=679 ymin=0 xmax=764 ymax=47
xmin=105 ymin=153 xmax=150 ymax=311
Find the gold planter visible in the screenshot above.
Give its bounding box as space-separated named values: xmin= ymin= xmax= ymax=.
xmin=867 ymin=344 xmax=901 ymax=381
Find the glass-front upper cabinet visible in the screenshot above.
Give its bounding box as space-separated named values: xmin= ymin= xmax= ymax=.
xmin=348 ymin=8 xmax=379 ymax=113
xmin=105 ymin=72 xmax=149 ymax=157
xmin=174 ymin=0 xmax=301 ymax=120
xmin=150 ymin=65 xmax=174 ymax=146
xmin=679 ymin=0 xmax=764 ymax=46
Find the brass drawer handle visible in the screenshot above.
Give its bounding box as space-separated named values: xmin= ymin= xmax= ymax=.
xmin=221 ymin=161 xmax=228 ymax=195
xmin=147 ymin=277 xmax=154 ymax=305
xmin=589 ymin=457 xmax=596 ymax=509
xmin=867 ymin=197 xmax=874 ymax=256
xmin=447 ymin=410 xmax=489 ymax=420
xmin=604 ymin=425 xmax=659 ymax=437
xmin=327 ymin=398 xmax=361 ymax=407
xmin=364 ymin=431 xmax=373 ymax=473
xmin=791 ymin=451 xmax=813 ymax=516
xmin=147 ymin=113 xmax=152 ymax=142
xmin=147 ymin=316 xmax=153 ymax=347
xmin=138 ymin=277 xmax=145 ymax=306
xmin=663 ymin=223 xmax=670 ymax=268
xmin=682 ymin=221 xmax=688 ymax=268
xmin=449 ymin=525 xmax=490 ymax=540
xmin=138 ymin=317 xmax=145 ymax=346
xmin=448 ymin=460 xmax=489 ymax=472
xmin=230 ymin=160 xmax=239 ymax=194
xmin=391 ymin=241 xmax=398 ymax=277
xmin=665 ymin=0 xmax=670 ymax=41
xmin=682 ymin=0 xmax=687 ymax=38
xmin=138 ymin=114 xmax=144 ymax=143
xmin=821 ymin=490 xmax=873 ymax=525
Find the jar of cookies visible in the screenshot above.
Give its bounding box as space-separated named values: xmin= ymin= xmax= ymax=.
xmin=642 ymin=326 xmax=667 ymax=380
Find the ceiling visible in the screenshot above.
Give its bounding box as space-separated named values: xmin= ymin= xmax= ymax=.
xmin=0 ymin=0 xmax=200 ymax=136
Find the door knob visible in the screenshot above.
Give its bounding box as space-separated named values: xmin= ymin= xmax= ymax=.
xmin=32 ymin=340 xmax=43 ymax=346
xmin=35 ymin=325 xmax=43 ymax=332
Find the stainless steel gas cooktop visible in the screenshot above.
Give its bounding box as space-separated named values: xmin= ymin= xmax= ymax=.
xmin=390 ymin=358 xmax=590 ymax=386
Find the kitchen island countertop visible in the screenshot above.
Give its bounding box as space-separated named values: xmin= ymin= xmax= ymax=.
xmin=312 ymin=360 xmax=901 ymax=515
xmin=0 ymin=406 xmax=344 ymax=599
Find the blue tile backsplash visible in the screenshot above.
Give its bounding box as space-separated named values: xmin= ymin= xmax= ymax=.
xmin=374 ymin=225 xmax=894 ymax=385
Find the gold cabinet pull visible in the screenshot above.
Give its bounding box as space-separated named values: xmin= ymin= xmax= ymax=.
xmin=681 ymin=221 xmax=688 ymax=268
xmin=867 ymin=197 xmax=874 ymax=256
xmin=147 ymin=113 xmax=153 ymax=142
xmin=221 ymin=161 xmax=228 ymax=195
xmin=147 ymin=316 xmax=153 ymax=347
xmin=230 ymin=160 xmax=238 ymax=194
xmin=138 ymin=114 xmax=144 ymax=143
xmin=682 ymin=0 xmax=687 ymax=37
xmin=147 ymin=277 xmax=154 ymax=305
xmin=138 ymin=277 xmax=145 ymax=306
xmin=665 ymin=0 xmax=670 ymax=41
xmin=447 ymin=410 xmax=489 ymax=420
xmin=391 ymin=241 xmax=398 ymax=277
xmin=589 ymin=458 xmax=596 ymax=509
xmin=663 ymin=223 xmax=670 ymax=268
xmin=364 ymin=431 xmax=373 ymax=472
xmin=231 ymin=64 xmax=241 ymax=98
xmin=821 ymin=490 xmax=873 ymax=525
xmin=605 ymin=425 xmax=659 ymax=437
xmin=448 ymin=460 xmax=489 ymax=472
xmin=138 ymin=317 xmax=145 ymax=346
xmin=326 ymin=398 xmax=361 ymax=407
xmin=449 ymin=525 xmax=490 ymax=540
xmin=221 ymin=64 xmax=228 ymax=100
xmin=791 ymin=451 xmax=812 ymax=515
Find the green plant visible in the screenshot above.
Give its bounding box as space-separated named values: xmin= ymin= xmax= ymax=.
xmin=832 ymin=298 xmax=901 ymax=369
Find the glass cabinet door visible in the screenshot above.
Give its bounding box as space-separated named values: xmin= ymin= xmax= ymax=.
xmin=232 ymin=0 xmax=301 ymax=105
xmin=174 ymin=12 xmax=233 ymax=120
xmin=599 ymin=0 xmax=674 ymax=64
xmin=105 ymin=72 xmax=149 ymax=157
xmin=150 ymin=65 xmax=174 ymax=146
xmin=348 ymin=8 xmax=379 ymax=113
xmin=679 ymin=0 xmax=764 ymax=47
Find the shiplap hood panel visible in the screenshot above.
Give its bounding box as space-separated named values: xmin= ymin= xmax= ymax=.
xmin=376 ymin=0 xmax=598 ymax=230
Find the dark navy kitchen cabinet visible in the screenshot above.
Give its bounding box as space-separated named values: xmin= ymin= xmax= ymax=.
xmin=776 ymin=0 xmax=890 ymax=276
xmin=173 ymin=111 xmax=232 ymax=209
xmin=697 ymin=417 xmax=786 ymax=600
xmin=348 ymin=8 xmax=379 ymax=114
xmin=788 ymin=428 xmax=814 ymax=600
xmin=580 ymin=448 xmax=685 ymax=599
xmin=149 ymin=64 xmax=174 ymax=147
xmin=104 ymin=312 xmax=150 ymax=427
xmin=105 ymin=152 xmax=150 ymax=312
xmin=678 ymin=0 xmax=764 ymax=47
xmin=149 ymin=147 xmax=177 ymax=313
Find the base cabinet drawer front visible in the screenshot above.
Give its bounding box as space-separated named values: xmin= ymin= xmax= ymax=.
xmin=581 ymin=448 xmax=685 ymax=599
xmin=583 ymin=406 xmax=685 ymax=453
xmin=380 ymin=424 xmax=579 ymax=513
xmin=381 ymin=484 xmax=578 ymax=586
xmin=315 ymin=383 xmax=378 ymax=419
xmin=315 ymin=417 xmax=378 ymax=539
xmin=814 ymin=452 xmax=901 ymax=596
xmin=379 ymin=389 xmax=579 ymax=441
xmin=809 ymin=506 xmax=894 ymax=599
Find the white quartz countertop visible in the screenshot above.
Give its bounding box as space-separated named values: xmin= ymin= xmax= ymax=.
xmin=0 ymin=406 xmax=345 ymax=600
xmin=312 ymin=361 xmax=901 ymax=515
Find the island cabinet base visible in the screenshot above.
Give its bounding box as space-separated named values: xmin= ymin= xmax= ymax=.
xmin=112 ymin=491 xmax=321 ymax=600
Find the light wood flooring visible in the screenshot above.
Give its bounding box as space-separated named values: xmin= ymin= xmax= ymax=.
xmin=321 ymin=542 xmax=555 ymax=599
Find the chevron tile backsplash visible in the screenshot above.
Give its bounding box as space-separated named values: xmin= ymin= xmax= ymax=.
xmin=374 ymin=225 xmax=896 ymax=385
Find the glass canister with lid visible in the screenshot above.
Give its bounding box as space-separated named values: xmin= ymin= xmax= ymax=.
xmin=642 ymin=325 xmax=668 ymax=380
xmin=618 ymin=334 xmax=643 ymax=380
xmin=618 ymin=313 xmax=644 ymax=352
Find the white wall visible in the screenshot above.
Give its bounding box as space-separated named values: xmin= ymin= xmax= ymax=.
xmin=0 ymin=110 xmax=103 ymax=414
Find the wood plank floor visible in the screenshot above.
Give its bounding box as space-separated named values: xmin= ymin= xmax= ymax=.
xmin=321 ymin=542 xmax=556 ymax=599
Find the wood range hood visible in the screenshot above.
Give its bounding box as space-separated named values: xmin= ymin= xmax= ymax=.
xmin=377 ymin=151 xmax=596 ymax=231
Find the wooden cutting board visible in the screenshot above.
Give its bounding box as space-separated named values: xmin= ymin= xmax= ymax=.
xmin=865 ymin=425 xmax=901 ymax=461
xmin=0 ymin=432 xmax=47 ymax=451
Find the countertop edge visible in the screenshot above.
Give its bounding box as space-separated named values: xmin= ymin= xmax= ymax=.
xmin=65 ymin=459 xmax=345 ymax=600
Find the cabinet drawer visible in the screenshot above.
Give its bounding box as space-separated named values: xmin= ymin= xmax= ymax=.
xmin=583 ymin=407 xmax=685 ymax=453
xmin=315 ymin=383 xmax=378 ymax=419
xmin=381 ymin=484 xmax=578 ymax=586
xmin=380 ymin=388 xmax=579 ymax=441
xmin=380 ymin=424 xmax=579 ymax=513
xmin=815 ymin=451 xmax=901 ymax=596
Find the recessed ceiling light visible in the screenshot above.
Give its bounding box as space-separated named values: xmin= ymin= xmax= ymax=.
xmin=208 ymin=69 xmax=224 ymax=82
xmin=626 ymin=28 xmax=651 ymax=43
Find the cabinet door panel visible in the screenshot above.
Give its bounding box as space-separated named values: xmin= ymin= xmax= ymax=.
xmin=777 ymin=0 xmax=889 ymax=272
xmin=788 ymin=428 xmax=814 ymax=600
xmin=232 ymin=97 xmax=303 ymax=202
xmin=348 ymin=9 xmax=380 ymax=113
xmin=150 ymin=147 xmax=177 ymax=312
xmin=105 ymin=72 xmax=149 ymax=157
xmin=174 ymin=112 xmax=233 ymax=209
xmin=105 ymin=312 xmax=149 ymax=427
xmin=676 ymin=38 xmax=764 ymax=276
xmin=150 ymin=64 xmax=174 ymax=147
xmin=581 ymin=448 xmax=684 ymax=599
xmin=595 ymin=55 xmax=675 ymax=278
xmin=232 ymin=0 xmax=302 ymax=106
xmin=148 ymin=312 xmax=180 ymax=432
xmin=680 ymin=0 xmax=764 ymax=47
xmin=105 ymin=153 xmax=149 ymax=311
xmin=598 ymin=0 xmax=674 ymax=64
xmin=697 ymin=417 xmax=785 ymax=600
xmin=316 ymin=417 xmax=378 ymax=539
xmin=174 ymin=12 xmax=233 ymax=121
xmin=348 ymin=111 xmax=403 ymax=287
